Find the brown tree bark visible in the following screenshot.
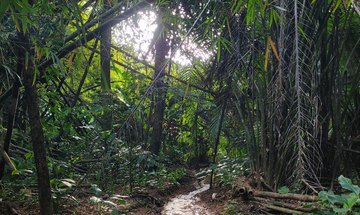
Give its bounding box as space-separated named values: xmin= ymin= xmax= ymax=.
xmin=100 ymin=0 xmax=113 ymax=138
xmin=21 ymin=33 xmax=54 ymax=215
xmin=150 ymin=14 xmax=170 ymax=155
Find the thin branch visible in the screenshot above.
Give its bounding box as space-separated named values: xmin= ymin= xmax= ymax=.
xmin=39 ymin=0 xmax=154 ymax=71
xmin=83 ymin=45 xmax=215 ymax=95
xmin=72 ymin=39 xmax=99 ymax=107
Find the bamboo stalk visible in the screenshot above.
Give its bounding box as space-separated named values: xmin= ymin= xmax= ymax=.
xmin=254 ymin=190 xmax=318 ymax=202
xmin=2 ymin=151 xmax=16 ymax=171
xmin=270 ymin=200 xmax=315 ymax=212
xmin=264 ymin=203 xmax=304 ymax=214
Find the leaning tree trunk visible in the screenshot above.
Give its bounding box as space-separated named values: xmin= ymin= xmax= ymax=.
xmin=21 ymin=32 xmax=54 ymax=215
xmin=150 ymin=13 xmax=170 ymax=155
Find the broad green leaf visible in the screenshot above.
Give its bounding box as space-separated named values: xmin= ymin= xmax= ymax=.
xmin=327 ymin=193 xmax=347 ymax=204
xmin=338 ymin=175 xmax=360 ymax=195
xmin=319 ymin=190 xmax=347 ymax=204
xmin=333 ymin=207 xmax=349 ymax=214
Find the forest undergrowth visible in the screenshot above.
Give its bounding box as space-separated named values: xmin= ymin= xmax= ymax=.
xmin=1 ymin=0 xmax=360 ymax=214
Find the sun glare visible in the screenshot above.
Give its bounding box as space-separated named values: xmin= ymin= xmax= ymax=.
xmin=113 ymin=10 xmax=211 ymax=66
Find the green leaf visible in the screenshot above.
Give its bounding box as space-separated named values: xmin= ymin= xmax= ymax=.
xmin=338 ymin=175 xmax=360 ymax=195
xmin=231 ymin=0 xmax=243 ymax=14
xmin=0 ymin=0 xmax=10 ymax=18
xmin=11 ymin=169 xmax=20 ymax=176
xmin=278 ymin=186 xmax=290 ymax=194
xmin=25 ymin=152 xmax=34 ymax=159
xmin=246 ymin=0 xmax=255 ymax=25
xmin=343 ymin=193 xmax=359 ymax=209
xmin=319 ymin=190 xmax=347 ymax=204
xmin=332 ymin=207 xmax=349 ymax=214
xmin=332 ymin=0 xmax=342 ymax=13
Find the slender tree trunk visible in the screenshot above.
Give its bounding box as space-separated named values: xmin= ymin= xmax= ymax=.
xmin=210 ymin=96 xmax=227 ymax=189
xmin=0 ymin=81 xmax=19 ymax=179
xmin=0 ymin=35 xmax=23 ymax=179
xmin=150 ymin=14 xmax=170 ymax=155
xmin=21 ymin=33 xmax=54 ymax=215
xmin=72 ymin=40 xmax=98 ymax=107
xmin=100 ymin=0 xmax=113 ymax=143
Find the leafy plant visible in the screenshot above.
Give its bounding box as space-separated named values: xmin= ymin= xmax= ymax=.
xmin=278 ymin=186 xmax=290 ymax=194
xmin=221 ymin=200 xmax=243 ymax=215
xmin=211 ymin=156 xmax=248 ymax=186
xmin=316 ymin=175 xmax=360 ymax=214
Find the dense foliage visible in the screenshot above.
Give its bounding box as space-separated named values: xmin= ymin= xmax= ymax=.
xmin=0 ymin=0 xmax=359 ymax=214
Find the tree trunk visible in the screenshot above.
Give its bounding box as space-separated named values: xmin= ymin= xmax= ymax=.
xmin=150 ymin=15 xmax=170 ymax=155
xmin=100 ymin=0 xmax=113 ymax=145
xmin=0 ymin=80 xmax=19 ymax=179
xmin=210 ymin=94 xmax=228 ymax=188
xmin=21 ymin=33 xmax=54 ymax=215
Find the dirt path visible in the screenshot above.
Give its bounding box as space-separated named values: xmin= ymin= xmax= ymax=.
xmin=162 ymin=183 xmax=212 ymax=215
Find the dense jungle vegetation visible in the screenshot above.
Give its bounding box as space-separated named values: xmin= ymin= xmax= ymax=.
xmin=0 ymin=0 xmax=360 ymax=214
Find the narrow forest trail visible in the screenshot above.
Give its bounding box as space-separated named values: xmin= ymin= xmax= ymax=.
xmin=161 ymin=180 xmax=212 ymax=215
xmin=130 ymin=168 xmax=220 ymax=215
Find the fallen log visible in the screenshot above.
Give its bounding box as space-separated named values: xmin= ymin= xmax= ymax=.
xmin=264 ymin=203 xmax=304 ymax=214
xmin=254 ymin=197 xmax=316 ymax=213
xmin=270 ymin=200 xmax=316 ymax=212
xmin=254 ymin=190 xmax=318 ymax=202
